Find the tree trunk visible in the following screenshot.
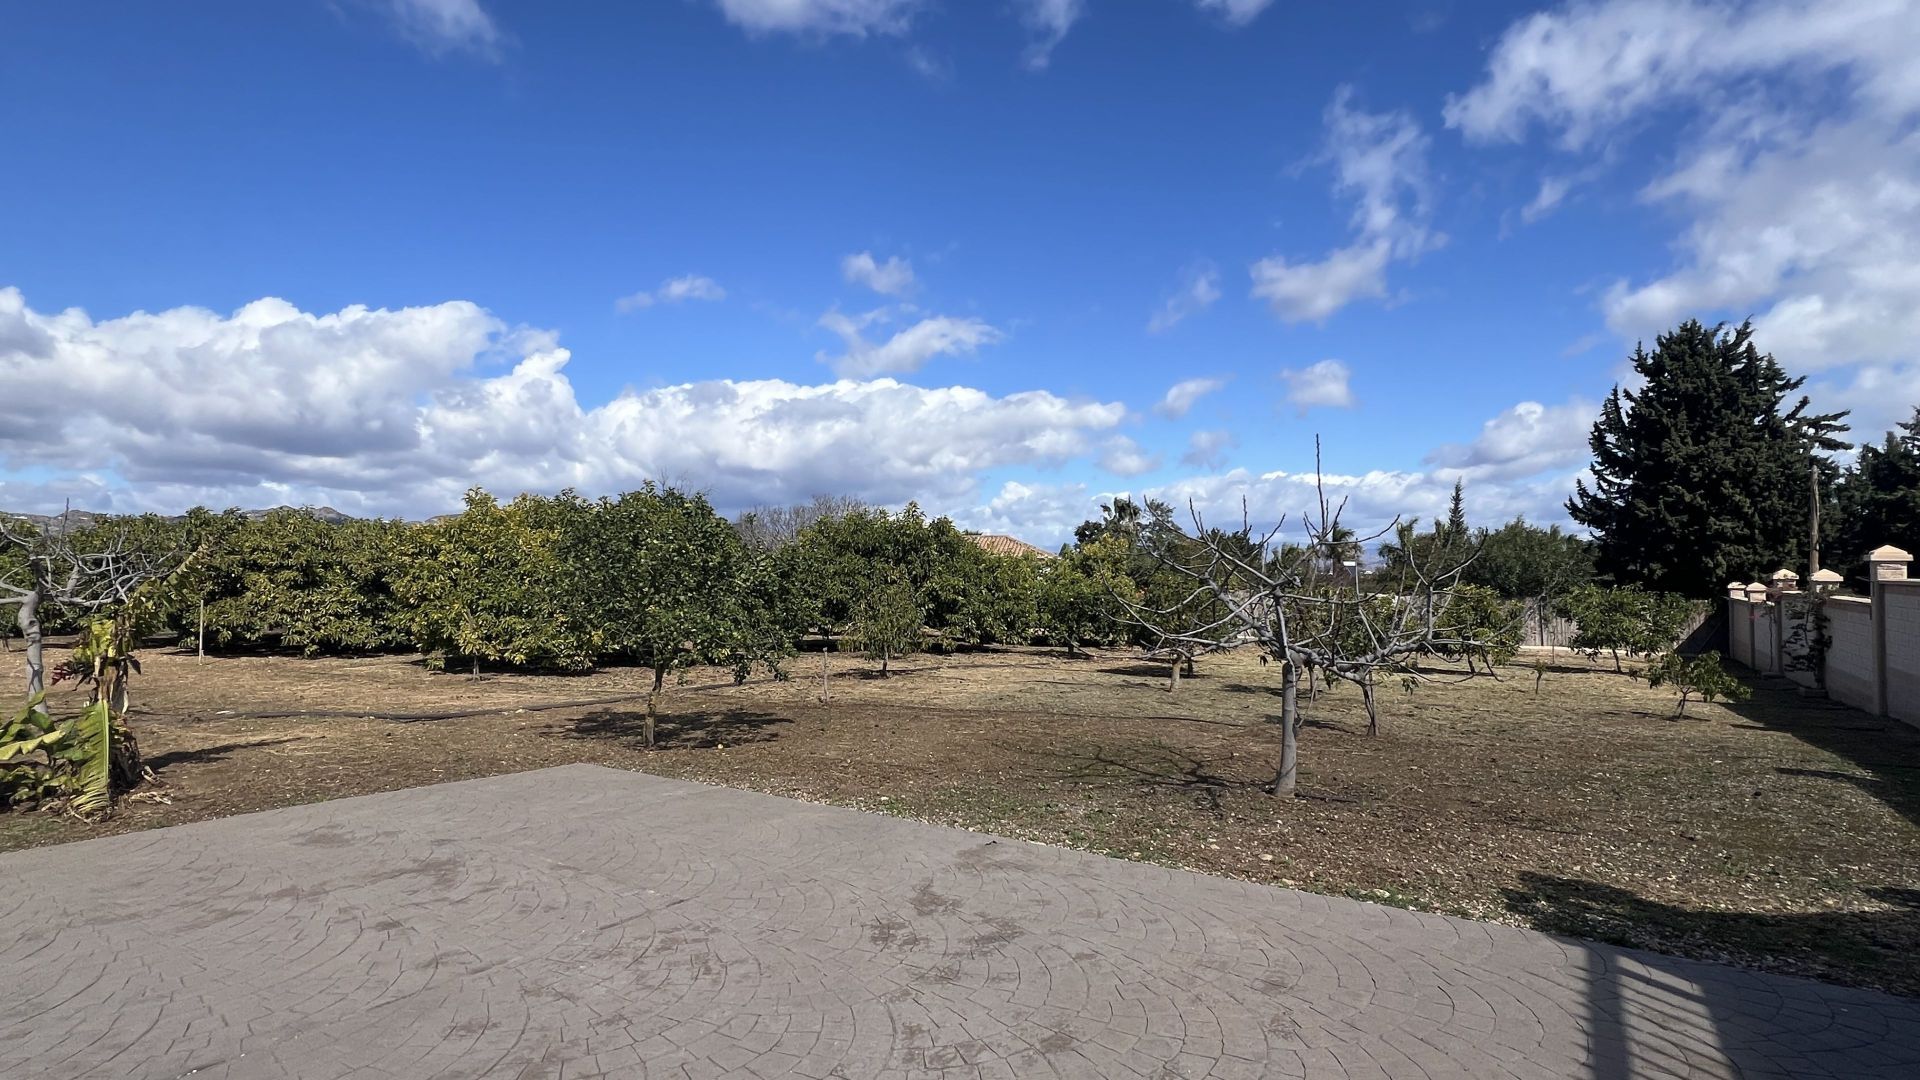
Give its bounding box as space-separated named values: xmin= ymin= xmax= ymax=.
xmin=1361 ymin=677 xmax=1378 ymax=737
xmin=472 ymin=656 xmax=481 ymax=677
xmin=18 ymin=587 xmax=45 ymax=716
xmin=820 ymin=650 xmax=829 ymax=706
xmin=646 ymin=665 xmax=665 ymax=748
xmin=881 ymin=648 xmax=890 ymax=677
xmin=1611 ymin=647 xmax=1622 ymax=674
xmin=197 ymin=597 xmax=206 ymax=662
xmin=1168 ymin=656 xmax=1181 ymax=692
xmin=1269 ymin=656 xmax=1299 ymax=796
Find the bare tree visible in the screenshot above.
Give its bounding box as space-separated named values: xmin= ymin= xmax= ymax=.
xmin=734 ymin=494 xmax=870 ymax=551
xmin=1114 ymin=450 xmax=1506 ymax=796
xmin=1 ymin=512 xmax=181 ymax=715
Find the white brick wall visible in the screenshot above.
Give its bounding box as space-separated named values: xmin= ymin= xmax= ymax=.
xmin=1883 ymin=583 xmax=1920 ymax=725
xmin=1825 ymin=599 xmax=1878 ymax=715
xmin=1729 ymin=600 xmax=1754 ymax=668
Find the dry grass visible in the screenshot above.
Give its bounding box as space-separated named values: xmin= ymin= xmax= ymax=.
xmin=4 ymin=641 xmax=1917 ymax=996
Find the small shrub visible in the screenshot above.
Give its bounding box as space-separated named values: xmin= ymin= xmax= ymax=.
xmin=1645 ymin=650 xmax=1749 ymax=716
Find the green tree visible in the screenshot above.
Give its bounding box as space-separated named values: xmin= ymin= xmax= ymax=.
xmin=569 ymin=485 xmax=785 ymax=745
xmin=1464 ymin=518 xmax=1594 ymax=601
xmin=195 ymin=510 xmax=409 ymax=655
xmin=394 ymin=490 xmax=597 ymax=672
xmin=1036 ymin=536 xmax=1135 ymax=654
xmin=1559 ymin=585 xmax=1700 ymax=673
xmin=1568 ymin=320 xmax=1848 ymax=597
xmin=1830 ymin=407 xmax=1920 ymax=581
xmin=847 ymin=569 xmax=922 ymax=675
xmin=1439 ymin=584 xmax=1523 ymax=674
xmin=1645 ymin=650 xmax=1749 ymax=716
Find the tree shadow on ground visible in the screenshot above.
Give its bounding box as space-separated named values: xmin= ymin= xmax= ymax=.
xmin=144 ymin=736 xmax=307 ymax=772
xmin=562 ymin=709 xmax=790 ymax=751
xmin=1720 ymin=679 xmax=1920 ymax=828
xmin=1026 ymin=742 xmax=1266 ymax=812
xmin=1503 ymin=871 xmax=1920 ymax=1001
xmin=1099 ymin=662 xmax=1177 ymax=678
xmin=841 ymin=666 xmax=925 ymax=681
xmin=1503 ymin=872 xmax=1920 ymax=1077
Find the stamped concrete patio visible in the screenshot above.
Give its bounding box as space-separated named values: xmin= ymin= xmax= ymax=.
xmin=2 ymin=765 xmax=1915 ymax=1079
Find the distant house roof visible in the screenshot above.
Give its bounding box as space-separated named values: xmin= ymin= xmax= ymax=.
xmin=966 ymin=533 xmax=1055 ymax=560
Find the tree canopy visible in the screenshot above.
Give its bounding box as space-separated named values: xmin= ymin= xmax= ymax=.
xmin=1568 ymin=320 xmax=1847 ymax=597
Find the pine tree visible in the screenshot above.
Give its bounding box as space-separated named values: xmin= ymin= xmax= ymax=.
xmin=1831 ymin=407 xmax=1920 ymax=579
xmin=1443 ymin=480 xmax=1468 ymax=546
xmin=1567 ymin=321 xmax=1847 ymax=598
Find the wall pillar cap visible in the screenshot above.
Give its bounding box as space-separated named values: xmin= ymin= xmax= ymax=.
xmin=1867 ymin=545 xmax=1913 ymax=562
xmin=1809 ymin=569 xmax=1844 ymax=585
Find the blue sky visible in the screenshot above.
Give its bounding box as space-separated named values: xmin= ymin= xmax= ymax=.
xmin=4 ymin=1 xmax=1916 ymax=544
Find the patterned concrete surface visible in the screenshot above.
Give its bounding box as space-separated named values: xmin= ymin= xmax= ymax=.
xmin=3 ymin=766 xmax=1917 ymax=1080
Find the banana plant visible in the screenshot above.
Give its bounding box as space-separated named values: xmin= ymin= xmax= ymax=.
xmin=0 ymin=694 xmax=69 ymax=807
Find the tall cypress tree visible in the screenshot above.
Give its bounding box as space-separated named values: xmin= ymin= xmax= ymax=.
xmin=1830 ymin=407 xmax=1920 ymax=579
xmin=1443 ymin=480 xmax=1468 ymax=545
xmin=1567 ymin=320 xmax=1847 ymax=598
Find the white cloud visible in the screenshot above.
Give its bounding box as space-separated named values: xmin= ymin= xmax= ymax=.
xmin=1097 ymin=435 xmax=1160 ymax=477
xmin=0 ymin=288 xmax=1123 ymax=519
xmin=1424 ymin=399 xmax=1596 ymax=482
xmin=1192 ymin=0 xmax=1276 ymax=27
xmin=1147 ymin=264 xmax=1222 ymax=333
xmin=616 ymin=274 xmax=727 ymax=312
xmin=381 ymin=0 xmax=503 ymax=58
xmin=712 ymin=0 xmax=920 ymax=37
xmin=1443 ymin=0 xmax=1920 ymax=149
xmin=1603 ymin=118 xmax=1920 ymax=373
xmin=816 ymin=307 xmax=1003 ymax=378
xmin=841 ymin=251 xmax=916 ymax=296
xmin=1278 ymin=359 xmax=1354 ymax=413
xmin=1149 ymin=464 xmax=1575 ymax=542
xmin=1154 ymin=376 xmax=1228 ymax=418
xmin=1180 ymin=428 xmax=1238 ymax=469
xmin=1250 ymin=241 xmax=1391 ymax=324
xmin=1451 ymin=0 xmax=1920 ymax=435
xmin=957 ymin=480 xmax=1095 ymax=548
xmin=1017 ymin=0 xmax=1085 ymax=69
xmin=1520 ymin=175 xmax=1573 ymax=224
xmin=1252 ymin=88 xmax=1440 ymax=323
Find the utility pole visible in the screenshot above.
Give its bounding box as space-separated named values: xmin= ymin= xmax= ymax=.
xmin=1809 ymin=460 xmax=1822 ymax=578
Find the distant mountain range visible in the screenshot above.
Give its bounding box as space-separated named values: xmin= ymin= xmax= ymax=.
xmin=0 ymin=505 xmax=358 ymax=533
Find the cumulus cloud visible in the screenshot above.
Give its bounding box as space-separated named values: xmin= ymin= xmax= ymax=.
xmin=1147 ymin=264 xmax=1222 ymax=333
xmin=1153 ymin=376 xmax=1228 ymax=418
xmin=816 ymin=307 xmax=1003 ymax=377
xmin=1097 ymin=435 xmax=1160 ymax=477
xmin=956 ymin=480 xmax=1095 ymax=548
xmin=712 ymin=0 xmax=920 ymax=37
xmin=1424 ymin=399 xmax=1595 ymax=482
xmin=615 ymin=274 xmax=726 ymax=312
xmin=380 ymin=0 xmax=503 ymax=58
xmin=840 ymin=251 xmax=916 ymax=296
xmin=0 ymin=288 xmax=1123 ymax=519
xmin=1150 ymin=464 xmax=1574 ymax=542
xmin=1278 ymin=359 xmax=1354 ymax=413
xmin=1252 ymin=87 xmax=1440 ymax=323
xmin=1180 ymin=428 xmax=1237 ymax=469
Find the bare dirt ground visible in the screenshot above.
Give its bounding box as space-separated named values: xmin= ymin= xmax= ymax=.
xmin=5 ymin=641 xmax=1918 ymax=996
